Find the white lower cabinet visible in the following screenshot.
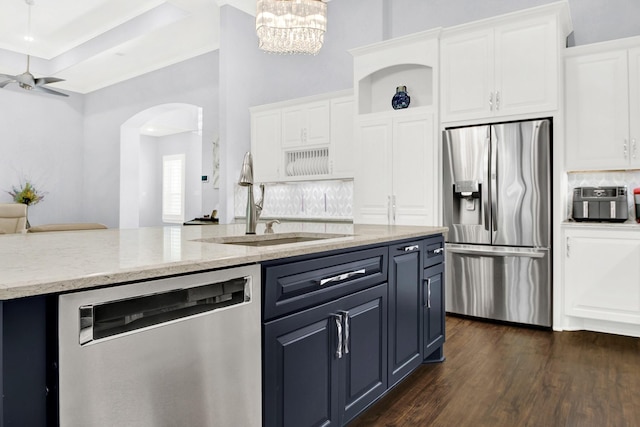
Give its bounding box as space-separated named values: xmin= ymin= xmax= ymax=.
xmin=354 ymin=109 xmax=437 ymax=226
xmin=562 ymin=226 xmax=640 ymax=335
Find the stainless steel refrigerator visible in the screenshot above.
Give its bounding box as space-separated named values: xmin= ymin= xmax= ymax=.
xmin=443 ymin=119 xmax=551 ymax=327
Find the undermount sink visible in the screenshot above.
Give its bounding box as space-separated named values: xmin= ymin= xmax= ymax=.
xmin=195 ymin=232 xmax=350 ymax=247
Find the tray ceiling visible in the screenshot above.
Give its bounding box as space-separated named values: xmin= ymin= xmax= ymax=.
xmin=0 ymin=0 xmax=256 ymax=94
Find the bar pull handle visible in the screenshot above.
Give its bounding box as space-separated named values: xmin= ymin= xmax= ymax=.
xmin=399 ymin=245 xmax=420 ymax=252
xmin=334 ymin=314 xmax=343 ymax=359
xmin=483 ymin=135 xmax=491 ymax=231
xmin=319 ymin=269 xmax=366 ymax=286
xmin=433 ymin=247 xmax=444 ymax=255
xmin=624 ymin=139 xmax=628 ymax=159
xmin=392 ymin=195 xmax=397 ymax=224
xmin=495 ymin=91 xmax=500 ymax=110
xmin=489 ymin=92 xmax=494 ymax=111
xmin=633 ymin=139 xmax=637 ymax=159
xmin=338 ymin=311 xmax=349 ymax=355
xmin=424 ymin=278 xmax=432 ymax=308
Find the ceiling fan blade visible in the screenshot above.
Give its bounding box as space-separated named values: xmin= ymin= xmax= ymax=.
xmin=35 ymin=76 xmax=65 ymax=86
xmin=0 ymin=73 xmax=17 ymax=80
xmin=32 ymin=85 xmax=69 ymax=97
xmin=0 ymin=80 xmax=13 ymax=88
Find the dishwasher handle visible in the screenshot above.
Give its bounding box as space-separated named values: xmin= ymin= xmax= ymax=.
xmin=79 ymin=275 xmax=252 ymax=345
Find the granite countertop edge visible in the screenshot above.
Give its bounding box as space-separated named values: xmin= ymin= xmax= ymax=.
xmin=0 ymin=223 xmax=447 ymax=300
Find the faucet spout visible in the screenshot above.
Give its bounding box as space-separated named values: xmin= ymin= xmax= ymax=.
xmin=238 ymin=152 xmax=265 ymax=235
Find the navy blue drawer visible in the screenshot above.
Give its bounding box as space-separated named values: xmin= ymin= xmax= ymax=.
xmin=263 ymin=246 xmax=388 ymax=320
xmin=424 ymin=235 xmax=445 ymax=268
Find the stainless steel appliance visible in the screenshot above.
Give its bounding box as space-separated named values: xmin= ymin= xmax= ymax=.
xmin=58 ymin=264 xmax=261 ymax=427
xmin=443 ymin=119 xmax=551 ymax=327
xmin=572 ymin=186 xmax=628 ymax=222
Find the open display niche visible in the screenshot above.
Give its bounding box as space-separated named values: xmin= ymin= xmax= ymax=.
xmin=358 ymin=64 xmax=433 ymax=115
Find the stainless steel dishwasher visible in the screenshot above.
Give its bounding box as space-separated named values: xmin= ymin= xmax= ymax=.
xmin=58 ymin=264 xmax=261 ymax=427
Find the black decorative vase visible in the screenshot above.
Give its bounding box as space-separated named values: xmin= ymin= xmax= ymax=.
xmin=392 ymin=86 xmax=410 ymax=110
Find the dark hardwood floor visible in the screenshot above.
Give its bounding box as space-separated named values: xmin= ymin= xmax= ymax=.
xmin=349 ymin=315 xmax=640 ymax=427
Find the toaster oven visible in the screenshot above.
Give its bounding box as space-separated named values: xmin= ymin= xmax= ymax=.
xmin=572 ymin=186 xmax=628 ymax=222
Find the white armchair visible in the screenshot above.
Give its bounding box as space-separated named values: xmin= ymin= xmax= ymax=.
xmin=0 ymin=203 xmax=27 ymax=234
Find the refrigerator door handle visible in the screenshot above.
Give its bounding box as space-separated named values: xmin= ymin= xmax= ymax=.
xmin=483 ymin=134 xmax=491 ymax=231
xmin=490 ymin=130 xmax=498 ymax=232
xmin=447 ymin=245 xmax=546 ymax=258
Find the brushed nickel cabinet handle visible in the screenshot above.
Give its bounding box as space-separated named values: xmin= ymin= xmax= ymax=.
xmin=424 ymin=278 xmax=432 ymax=308
xmin=319 ymin=269 xmax=366 ymax=286
xmin=399 ymin=245 xmax=420 ymax=252
xmin=334 ymin=314 xmax=343 ymax=359
xmin=339 ymin=311 xmax=349 ymax=355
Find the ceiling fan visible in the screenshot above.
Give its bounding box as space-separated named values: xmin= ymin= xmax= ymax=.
xmin=0 ymin=55 xmax=68 ymax=97
xmin=0 ymin=0 xmax=68 ymax=97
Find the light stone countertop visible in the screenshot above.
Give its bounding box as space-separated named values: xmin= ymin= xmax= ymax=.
xmin=0 ymin=222 xmax=447 ymax=300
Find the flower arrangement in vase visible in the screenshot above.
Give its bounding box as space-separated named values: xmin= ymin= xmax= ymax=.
xmin=7 ymin=180 xmax=46 ymax=228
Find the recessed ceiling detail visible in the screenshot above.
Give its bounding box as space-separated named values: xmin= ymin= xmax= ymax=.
xmin=0 ymin=0 xmax=260 ymax=94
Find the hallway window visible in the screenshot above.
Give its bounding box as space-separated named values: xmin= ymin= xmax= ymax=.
xmin=162 ymin=154 xmax=185 ymax=223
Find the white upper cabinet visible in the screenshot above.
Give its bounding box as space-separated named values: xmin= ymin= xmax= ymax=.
xmin=565 ymin=38 xmax=640 ymax=171
xmin=282 ymin=100 xmax=330 ymax=148
xmin=329 ymin=96 xmax=355 ymax=179
xmin=351 ymin=30 xmax=440 ymax=226
xmin=251 ymin=109 xmax=281 ymax=183
xmin=250 ymin=91 xmax=353 ymax=183
xmin=441 ymin=3 xmax=571 ymax=123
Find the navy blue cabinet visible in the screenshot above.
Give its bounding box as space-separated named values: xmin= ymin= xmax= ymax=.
xmin=423 ymin=235 xmax=445 ymax=362
xmin=388 ymin=240 xmax=423 ymax=386
xmin=262 ymin=235 xmax=445 ymax=427
xmin=264 ymin=284 xmax=387 ymax=427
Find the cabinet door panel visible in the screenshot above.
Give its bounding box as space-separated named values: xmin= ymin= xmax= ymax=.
xmin=424 ymin=263 xmax=445 ymax=359
xmin=565 ymin=51 xmax=630 ymax=170
xmin=251 ymin=109 xmax=281 ymax=182
xmin=629 ymin=47 xmax=640 ymax=167
xmin=564 ymin=231 xmax=640 ymax=324
xmin=392 ymin=113 xmax=435 ymax=226
xmin=341 ymin=285 xmax=387 ymax=424
xmin=388 ymin=242 xmax=422 ymax=386
xmin=441 ymin=29 xmax=493 ymax=122
xmin=354 ymin=118 xmax=393 ymax=224
xmin=264 ymin=307 xmax=339 ymax=427
xmin=495 ymin=17 xmax=556 ymax=115
xmin=281 ymin=107 xmax=305 ymax=148
xmin=330 ymin=97 xmax=355 ymax=178
xmin=306 ymin=101 xmax=331 ymax=146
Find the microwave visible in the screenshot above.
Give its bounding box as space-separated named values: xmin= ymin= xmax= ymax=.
xmin=572 ymin=186 xmax=628 ymax=222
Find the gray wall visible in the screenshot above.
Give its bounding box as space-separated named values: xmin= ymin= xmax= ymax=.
xmin=217 ymin=0 xmax=384 ymax=222
xmin=0 ymin=88 xmax=85 ymax=226
xmin=388 ymin=0 xmax=640 ymax=45
xmin=82 ymin=51 xmax=219 ymax=228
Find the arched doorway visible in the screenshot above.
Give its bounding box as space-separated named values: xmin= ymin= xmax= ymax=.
xmin=120 ymin=103 xmax=203 ymax=228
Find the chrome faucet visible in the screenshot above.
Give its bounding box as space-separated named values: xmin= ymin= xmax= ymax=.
xmin=238 ymin=152 xmax=264 ymax=234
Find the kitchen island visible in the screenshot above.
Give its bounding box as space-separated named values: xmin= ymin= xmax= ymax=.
xmin=0 ymin=222 xmax=447 ymax=426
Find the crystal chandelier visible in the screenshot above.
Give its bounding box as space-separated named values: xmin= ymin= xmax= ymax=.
xmin=256 ymin=0 xmax=327 ymax=55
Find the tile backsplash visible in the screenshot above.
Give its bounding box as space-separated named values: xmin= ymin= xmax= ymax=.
xmin=567 ymin=170 xmax=640 ymax=220
xmin=235 ymin=180 xmax=353 ymax=221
